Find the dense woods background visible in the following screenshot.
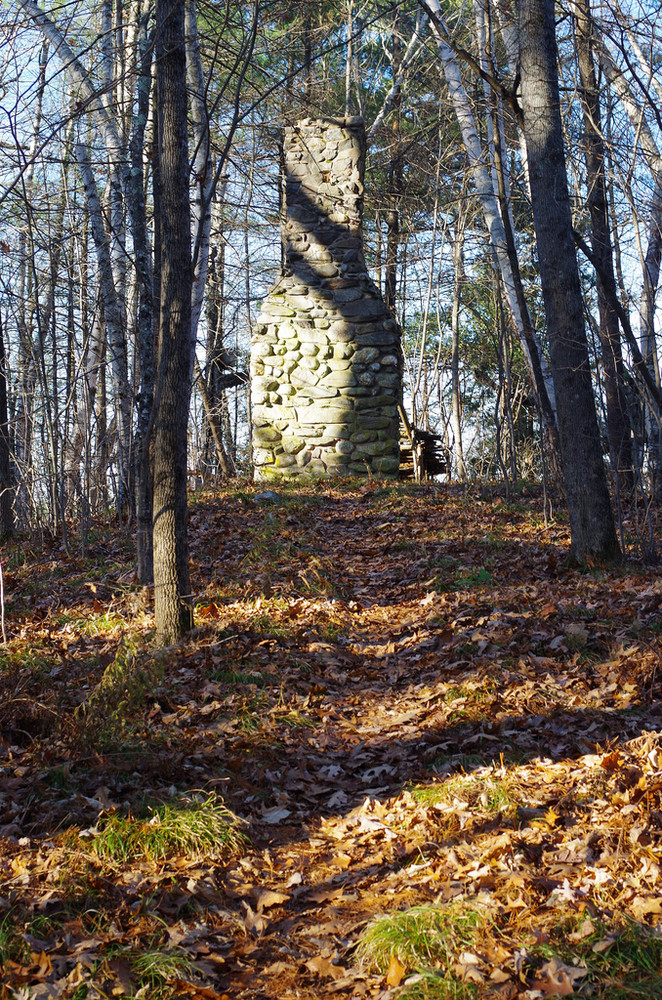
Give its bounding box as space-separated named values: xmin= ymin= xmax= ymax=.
xmin=2 ymin=0 xmax=662 ymax=580
xmin=4 ymin=4 xmax=662 ymax=995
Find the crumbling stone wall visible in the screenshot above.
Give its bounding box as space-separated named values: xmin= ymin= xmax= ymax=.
xmin=250 ymin=116 xmax=402 ymax=479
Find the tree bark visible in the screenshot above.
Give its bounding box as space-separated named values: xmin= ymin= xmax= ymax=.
xmin=0 ymin=314 xmax=13 ymax=538
xmin=574 ymin=0 xmax=632 ymax=488
xmin=421 ymin=0 xmax=558 ymax=452
xmin=153 ymin=0 xmax=194 ymax=642
xmin=519 ymin=0 xmax=620 ymax=562
xmin=130 ymin=18 xmax=156 ymax=583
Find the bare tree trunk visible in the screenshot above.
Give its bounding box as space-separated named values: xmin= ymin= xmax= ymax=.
xmin=153 ymin=0 xmax=194 ymax=643
xmin=519 ymin=0 xmax=620 ymax=562
xmin=451 ymin=199 xmax=467 ymax=481
xmin=575 ymin=0 xmax=632 ymax=488
xmin=129 ymin=16 xmax=155 ymax=582
xmin=421 ymin=0 xmax=559 ymax=454
xmin=0 ymin=314 xmax=13 ymax=537
xmin=75 ymin=142 xmax=132 ymax=511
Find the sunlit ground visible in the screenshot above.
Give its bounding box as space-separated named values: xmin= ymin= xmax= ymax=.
xmin=1 ymin=479 xmax=661 ymax=999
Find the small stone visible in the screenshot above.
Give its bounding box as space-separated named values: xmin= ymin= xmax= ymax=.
xmin=253 ymin=426 xmax=282 ymax=443
xmin=299 ymin=356 xmax=319 ymax=370
xmin=372 ymin=456 xmax=400 ymax=474
xmin=335 ymin=439 xmax=354 ymax=455
xmin=281 ymin=436 xmax=306 ymax=454
xmin=376 ymin=372 xmax=400 ymax=388
xmin=355 ymin=440 xmax=388 ymax=456
xmin=353 ymin=346 xmax=380 ymax=364
xmin=353 ymin=330 xmax=397 ymax=347
xmin=334 ymin=343 xmax=354 ymax=360
xmin=252 ymin=377 xmax=280 ymax=393
xmin=254 ymin=490 xmax=281 ymax=502
xmin=296 ymin=385 xmax=340 ymax=399
xmin=291 ymin=366 xmax=319 ymax=387
xmin=252 ymin=341 xmax=277 ymax=358
xmin=324 ymin=370 xmax=358 ymax=388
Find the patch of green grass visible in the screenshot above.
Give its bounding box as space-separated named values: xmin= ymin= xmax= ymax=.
xmin=316 ymin=622 xmax=345 ymax=642
xmin=247 ymin=606 xmax=291 ymax=638
xmin=410 ymin=773 xmax=515 ymax=817
xmin=396 ymin=969 xmax=479 ymax=999
xmin=89 ymin=792 xmax=246 ymax=863
xmin=433 ymin=749 xmax=529 ymax=774
xmin=129 ymin=946 xmax=194 ymax=992
xmin=424 ymin=562 xmax=493 ymax=594
xmin=0 ymin=645 xmax=55 ymax=679
xmin=210 ymin=666 xmax=266 ymax=686
xmin=236 ymin=692 xmax=269 ymax=731
xmin=73 ymin=640 xmax=162 ymax=749
xmin=0 ymin=912 xmax=28 ymax=966
xmin=531 ymin=915 xmax=662 ymax=999
xmin=454 ymin=567 xmax=493 ymax=588
xmin=355 ymin=901 xmax=487 ymax=997
xmin=440 ymin=682 xmax=494 ymax=704
xmin=276 ymin=709 xmax=317 ymax=729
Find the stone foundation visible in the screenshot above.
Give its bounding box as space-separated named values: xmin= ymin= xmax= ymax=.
xmin=251 ymin=116 xmax=402 ymax=479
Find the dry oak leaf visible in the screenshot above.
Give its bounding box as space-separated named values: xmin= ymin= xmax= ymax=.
xmin=253 ymin=888 xmax=290 ymax=910
xmin=532 ymin=957 xmax=587 ymax=996
xmin=629 ymin=895 xmax=662 ymax=920
xmin=305 ymin=955 xmax=347 ymax=980
xmin=489 ymin=968 xmax=512 ymax=984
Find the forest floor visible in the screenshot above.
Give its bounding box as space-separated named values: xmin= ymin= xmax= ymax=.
xmin=1 ymin=479 xmax=662 ymax=1000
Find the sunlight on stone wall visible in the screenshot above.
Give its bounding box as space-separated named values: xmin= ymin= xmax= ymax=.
xmin=251 ymin=117 xmax=403 ymax=479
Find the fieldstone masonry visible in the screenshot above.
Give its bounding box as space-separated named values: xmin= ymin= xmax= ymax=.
xmin=251 ymin=116 xmax=403 ymax=479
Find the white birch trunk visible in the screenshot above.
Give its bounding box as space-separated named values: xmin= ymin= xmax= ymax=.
xmin=75 ymin=143 xmax=132 ymax=504
xmin=421 ymin=0 xmax=557 ymax=422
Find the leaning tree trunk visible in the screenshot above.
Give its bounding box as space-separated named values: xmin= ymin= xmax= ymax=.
xmin=421 ymin=0 xmax=558 ymax=454
xmin=519 ymin=0 xmax=620 ymax=562
xmin=153 ymin=0 xmax=194 ymax=643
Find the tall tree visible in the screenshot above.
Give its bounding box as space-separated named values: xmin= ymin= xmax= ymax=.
xmin=574 ymin=0 xmax=632 ymax=488
xmin=519 ymin=0 xmax=620 ymax=562
xmin=152 ymin=0 xmax=194 ymax=642
xmin=0 ymin=314 xmax=13 ymax=538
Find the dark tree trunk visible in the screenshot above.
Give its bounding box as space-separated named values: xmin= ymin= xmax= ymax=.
xmin=131 ymin=21 xmax=155 ymax=583
xmin=153 ymin=0 xmax=194 ymax=642
xmin=575 ymin=0 xmax=633 ymax=488
xmin=0 ymin=314 xmax=14 ymax=538
xmin=519 ymin=0 xmax=620 ymax=562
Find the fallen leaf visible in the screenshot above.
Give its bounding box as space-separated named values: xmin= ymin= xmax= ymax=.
xmin=532 ymin=957 xmax=587 ymax=996
xmin=254 ymin=888 xmax=290 ymax=910
xmin=386 ymin=955 xmax=405 ymax=986
xmin=305 ymin=955 xmax=347 ymax=980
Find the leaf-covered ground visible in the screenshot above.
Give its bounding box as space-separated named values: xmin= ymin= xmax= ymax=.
xmin=1 ymin=480 xmax=662 ymax=999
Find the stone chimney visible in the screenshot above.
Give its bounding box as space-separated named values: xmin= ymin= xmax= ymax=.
xmin=250 ymin=116 xmax=402 ymax=479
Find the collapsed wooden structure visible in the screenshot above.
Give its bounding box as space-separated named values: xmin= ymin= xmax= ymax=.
xmin=399 ymin=405 xmax=449 ymax=482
